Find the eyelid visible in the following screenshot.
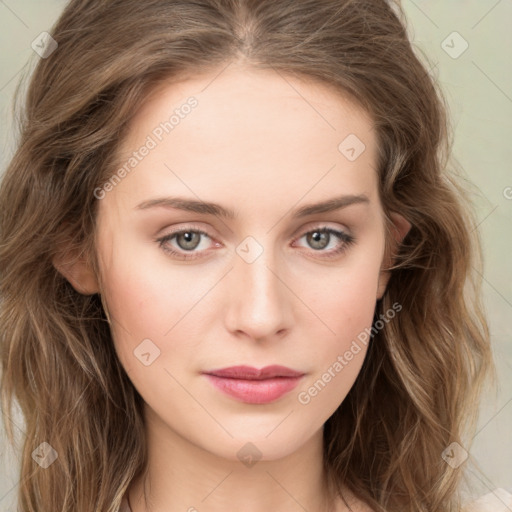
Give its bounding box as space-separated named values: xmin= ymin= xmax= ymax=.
xmin=293 ymin=220 xmax=351 ymax=237
xmin=155 ymin=222 xmax=355 ymax=260
xmin=156 ymin=223 xmax=216 ymax=242
xmin=154 ymin=223 xmax=219 ymax=259
xmin=156 ymin=221 xmax=350 ymax=242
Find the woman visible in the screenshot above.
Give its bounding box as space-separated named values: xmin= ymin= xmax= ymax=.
xmin=0 ymin=1 xmax=496 ymax=511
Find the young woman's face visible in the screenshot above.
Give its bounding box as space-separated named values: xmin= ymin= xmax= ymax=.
xmin=93 ymin=64 xmax=399 ymax=461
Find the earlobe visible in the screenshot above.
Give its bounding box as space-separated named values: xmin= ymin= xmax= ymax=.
xmin=376 ymin=211 xmax=412 ymax=300
xmin=52 ymin=250 xmax=100 ymax=296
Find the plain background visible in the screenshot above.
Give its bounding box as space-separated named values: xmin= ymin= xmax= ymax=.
xmin=0 ymin=1 xmax=511 ymax=510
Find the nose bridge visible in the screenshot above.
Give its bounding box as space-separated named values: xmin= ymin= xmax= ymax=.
xmin=225 ymin=234 xmax=290 ymax=338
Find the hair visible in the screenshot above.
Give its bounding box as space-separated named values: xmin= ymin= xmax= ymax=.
xmin=0 ymin=1 xmax=495 ymax=511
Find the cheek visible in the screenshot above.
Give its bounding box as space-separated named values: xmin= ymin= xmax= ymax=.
xmin=100 ymin=265 xmax=198 ymax=404
xmin=101 ymin=265 xmax=196 ymax=344
xmin=296 ymin=248 xmax=381 ymax=397
xmin=310 ymin=278 xmax=376 ymax=384
xmin=295 ymin=273 xmax=378 ymax=413
xmin=97 ymin=226 xmax=197 ymax=334
xmin=332 ymin=276 xmax=377 ymax=336
xmin=99 ymin=247 xmax=223 ymax=382
xmin=303 ymin=253 xmax=381 ymax=343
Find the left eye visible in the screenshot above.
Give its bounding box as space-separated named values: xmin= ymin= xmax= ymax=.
xmin=296 ymin=228 xmax=348 ymax=251
xmin=157 ymin=228 xmax=212 ymax=259
xmin=156 ymin=226 xmax=355 ymax=261
xmin=293 ymin=227 xmax=356 ymax=259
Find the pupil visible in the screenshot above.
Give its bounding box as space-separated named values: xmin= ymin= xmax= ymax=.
xmin=179 ymin=232 xmax=199 ymax=250
xmin=310 ymin=231 xmax=328 ymax=250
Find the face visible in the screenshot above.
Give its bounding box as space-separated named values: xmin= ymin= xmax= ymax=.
xmin=83 ymin=64 xmax=407 ymax=461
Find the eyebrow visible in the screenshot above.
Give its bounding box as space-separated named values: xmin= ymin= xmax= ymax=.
xmin=135 ymin=194 xmax=370 ymax=219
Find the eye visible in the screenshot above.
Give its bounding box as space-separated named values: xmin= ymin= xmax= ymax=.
xmin=156 ymin=226 xmax=216 ymax=261
xmin=156 ymin=225 xmax=356 ymax=261
xmin=294 ymin=227 xmax=356 ymax=259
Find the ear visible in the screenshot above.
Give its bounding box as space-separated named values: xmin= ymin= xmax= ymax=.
xmin=376 ymin=211 xmax=411 ymax=300
xmin=52 ymin=244 xmax=100 ymax=296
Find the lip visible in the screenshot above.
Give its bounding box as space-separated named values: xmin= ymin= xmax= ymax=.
xmin=203 ymin=365 xmax=305 ymax=404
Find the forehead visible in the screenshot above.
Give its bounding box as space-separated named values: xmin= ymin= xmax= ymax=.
xmin=107 ymin=64 xmax=380 ymax=217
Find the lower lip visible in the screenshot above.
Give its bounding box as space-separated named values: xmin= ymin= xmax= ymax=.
xmin=204 ymin=374 xmax=303 ymax=404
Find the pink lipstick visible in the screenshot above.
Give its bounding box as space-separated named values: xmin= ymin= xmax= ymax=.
xmin=203 ymin=365 xmax=305 ymax=404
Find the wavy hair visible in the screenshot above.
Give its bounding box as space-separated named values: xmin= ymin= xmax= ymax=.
xmin=0 ymin=0 xmax=495 ymax=511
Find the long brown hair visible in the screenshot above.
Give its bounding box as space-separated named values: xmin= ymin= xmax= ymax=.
xmin=0 ymin=1 xmax=495 ymax=511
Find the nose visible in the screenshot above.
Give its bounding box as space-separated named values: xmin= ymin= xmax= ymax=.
xmin=223 ymin=240 xmax=293 ymax=342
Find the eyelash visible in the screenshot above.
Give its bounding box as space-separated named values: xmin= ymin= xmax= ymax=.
xmin=155 ymin=225 xmax=356 ymax=261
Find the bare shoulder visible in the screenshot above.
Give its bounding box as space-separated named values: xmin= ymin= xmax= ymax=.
xmin=462 ymin=488 xmax=512 ymax=511
xmin=336 ymin=487 xmax=512 ymax=512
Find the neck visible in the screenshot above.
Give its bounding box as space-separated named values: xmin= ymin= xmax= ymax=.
xmin=126 ymin=404 xmax=346 ymax=512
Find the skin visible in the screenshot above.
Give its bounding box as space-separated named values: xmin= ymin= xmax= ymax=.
xmin=57 ymin=62 xmax=410 ymax=512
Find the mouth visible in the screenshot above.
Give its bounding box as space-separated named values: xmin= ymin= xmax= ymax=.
xmin=202 ymin=365 xmax=305 ymax=404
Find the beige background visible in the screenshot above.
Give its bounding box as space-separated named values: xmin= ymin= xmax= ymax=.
xmin=1 ymin=1 xmax=511 ymax=510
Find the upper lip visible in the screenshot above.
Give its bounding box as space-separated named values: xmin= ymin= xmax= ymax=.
xmin=204 ymin=365 xmax=304 ymax=380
